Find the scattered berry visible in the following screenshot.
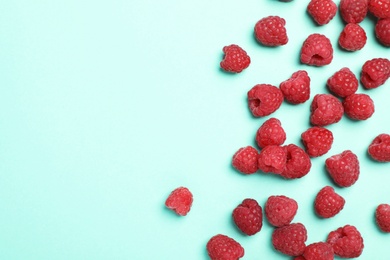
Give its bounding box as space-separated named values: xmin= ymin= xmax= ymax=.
xmin=375 ymin=203 xmax=390 ymax=232
xmin=300 ymin=34 xmax=333 ymax=66
xmin=310 ymin=94 xmax=344 ymax=127
xmin=369 ymin=0 xmax=390 ymax=19
xmin=327 ymin=67 xmax=358 ymax=98
xmin=254 ymin=16 xmax=288 ymax=46
xmin=220 ymin=44 xmax=251 ymax=73
xmin=368 ymin=133 xmax=390 ymax=162
xmin=303 ymin=242 xmax=334 ymax=260
xmin=282 ymin=144 xmax=312 ymax=179
xmin=279 ymin=70 xmax=311 ymax=104
xmin=272 ymin=223 xmax=307 ymax=256
xmin=265 ymin=195 xmax=298 ymax=227
xmin=340 ymin=0 xmax=368 ymax=23
xmin=232 ymin=146 xmax=259 ymax=174
xmin=327 ymin=225 xmax=364 ymax=258
xmin=338 ymin=23 xmax=367 ymax=51
xmin=256 ymin=118 xmax=286 ymax=148
xmin=258 ymin=145 xmax=287 ymax=174
xmin=343 ymin=93 xmax=375 ymax=120
xmin=325 ymin=150 xmax=360 ymax=187
xmin=307 ymin=0 xmax=337 ymax=25
xmin=375 ymin=18 xmax=390 ymax=46
xmin=165 ymin=187 xmax=193 ymax=216
xmin=361 ymin=58 xmax=390 ymax=89
xmin=247 ymin=84 xmax=284 ymax=117
xmin=301 ymin=127 xmax=334 ymax=157
xmin=233 ymin=198 xmax=263 ymax=235
xmin=314 ymin=186 xmax=345 ymax=218
xmin=206 ymin=234 xmax=245 ymax=260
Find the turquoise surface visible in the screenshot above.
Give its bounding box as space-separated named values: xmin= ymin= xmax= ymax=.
xmin=0 ymin=0 xmax=389 ymax=259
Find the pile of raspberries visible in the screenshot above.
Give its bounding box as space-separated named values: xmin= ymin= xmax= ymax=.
xmin=165 ymin=0 xmax=390 ymax=259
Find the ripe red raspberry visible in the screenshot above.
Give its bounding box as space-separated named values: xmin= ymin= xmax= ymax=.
xmin=254 ymin=16 xmax=288 ymax=46
xmin=375 ymin=18 xmax=390 ymax=46
xmin=220 ymin=44 xmax=251 ymax=73
xmin=247 ymin=84 xmax=284 ymax=117
xmin=255 ymin=118 xmax=286 ymax=148
xmin=206 ymin=234 xmax=245 ymax=260
xmin=325 ymin=150 xmax=360 ymax=187
xmin=338 ymin=23 xmax=367 ymax=51
xmin=258 ymin=145 xmax=287 ymax=174
xmin=361 ymin=58 xmax=390 ymax=89
xmin=314 ymin=186 xmax=345 ymax=218
xmin=272 ymin=223 xmax=307 ymax=256
xmin=327 ymin=225 xmax=364 ymax=258
xmin=165 ymin=187 xmax=193 ymax=216
xmin=340 ymin=0 xmax=369 ymax=23
xmin=368 ymin=133 xmax=390 ymax=162
xmin=300 ymin=34 xmax=333 ymax=66
xmin=232 ymin=198 xmax=263 ymax=235
xmin=307 ymin=0 xmax=337 ymax=25
xmin=343 ymin=93 xmax=375 ymax=120
xmin=375 ymin=203 xmax=390 ymax=232
xmin=301 ymin=127 xmax=334 ymax=157
xmin=369 ymin=0 xmax=390 ymax=19
xmin=265 ymin=195 xmax=298 ymax=227
xmin=281 ymin=144 xmax=311 ymax=179
xmin=303 ymin=242 xmax=334 ymax=260
xmin=310 ymin=94 xmax=344 ymax=127
xmin=327 ymin=67 xmax=358 ymax=98
xmin=232 ymin=146 xmax=259 ymax=174
xmin=279 ymin=70 xmax=311 ymax=104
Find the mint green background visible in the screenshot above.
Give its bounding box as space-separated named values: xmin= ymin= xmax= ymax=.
xmin=0 ymin=0 xmax=389 ymax=259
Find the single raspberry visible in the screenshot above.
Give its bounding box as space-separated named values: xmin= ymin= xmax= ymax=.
xmin=343 ymin=93 xmax=375 ymax=120
xmin=255 ymin=118 xmax=286 ymax=148
xmin=232 ymin=146 xmax=259 ymax=174
xmin=272 ymin=223 xmax=307 ymax=256
xmin=338 ymin=23 xmax=367 ymax=51
xmin=165 ymin=187 xmax=193 ymax=216
xmin=265 ymin=195 xmax=298 ymax=227
xmin=281 ymin=144 xmax=312 ymax=179
xmin=301 ymin=127 xmax=334 ymax=157
xmin=314 ymin=186 xmax=345 ymax=218
xmin=279 ymin=70 xmax=311 ymax=104
xmin=206 ymin=234 xmax=245 ymax=260
xmin=375 ymin=203 xmax=390 ymax=232
xmin=325 ymin=150 xmax=360 ymax=187
xmin=327 ymin=225 xmax=364 ymax=258
xmin=247 ymin=84 xmax=284 ymax=117
xmin=303 ymin=242 xmax=334 ymax=260
xmin=300 ymin=34 xmax=333 ymax=66
xmin=369 ymin=0 xmax=390 ymax=19
xmin=375 ymin=18 xmax=390 ymax=46
xmin=340 ymin=0 xmax=369 ymax=23
xmin=310 ymin=94 xmax=344 ymax=127
xmin=220 ymin=44 xmax=251 ymax=73
xmin=258 ymin=145 xmax=287 ymax=174
xmin=307 ymin=0 xmax=337 ymax=25
xmin=327 ymin=67 xmax=358 ymax=98
xmin=232 ymin=198 xmax=263 ymax=235
xmin=368 ymin=133 xmax=390 ymax=162
xmin=254 ymin=16 xmax=288 ymax=46
xmin=361 ymin=58 xmax=390 ymax=89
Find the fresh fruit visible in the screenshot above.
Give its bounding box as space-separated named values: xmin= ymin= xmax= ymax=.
xmin=375 ymin=18 xmax=390 ymax=46
xmin=327 ymin=67 xmax=358 ymax=98
xmin=282 ymin=144 xmax=312 ymax=179
xmin=233 ymin=198 xmax=263 ymax=235
xmin=232 ymin=146 xmax=259 ymax=174
xmin=301 ymin=127 xmax=334 ymax=157
xmin=369 ymin=0 xmax=390 ymax=19
xmin=307 ymin=0 xmax=337 ymax=25
xmin=303 ymin=242 xmax=334 ymax=260
xmin=343 ymin=93 xmax=375 ymax=120
xmin=325 ymin=150 xmax=360 ymax=187
xmin=327 ymin=225 xmax=364 ymax=258
xmin=165 ymin=187 xmax=193 ymax=216
xmin=258 ymin=145 xmax=287 ymax=174
xmin=310 ymin=94 xmax=344 ymax=127
xmin=314 ymin=186 xmax=345 ymax=218
xmin=361 ymin=58 xmax=390 ymax=89
xmin=206 ymin=234 xmax=245 ymax=260
xmin=220 ymin=44 xmax=251 ymax=73
xmin=247 ymin=84 xmax=284 ymax=117
xmin=256 ymin=118 xmax=286 ymax=148
xmin=279 ymin=70 xmax=311 ymax=104
xmin=375 ymin=203 xmax=390 ymax=232
xmin=368 ymin=134 xmax=390 ymax=162
xmin=300 ymin=34 xmax=333 ymax=66
xmin=340 ymin=0 xmax=368 ymax=23
xmin=265 ymin=195 xmax=298 ymax=227
xmin=338 ymin=23 xmax=367 ymax=51
xmin=272 ymin=223 xmax=307 ymax=256
xmin=254 ymin=16 xmax=289 ymax=46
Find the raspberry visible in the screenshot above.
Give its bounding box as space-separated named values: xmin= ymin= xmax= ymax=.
xmin=369 ymin=0 xmax=390 ymax=19
xmin=232 ymin=198 xmax=263 ymax=235
xmin=255 ymin=118 xmax=286 ymax=148
xmin=294 ymin=257 xmax=306 ymax=260
xmin=279 ymin=70 xmax=311 ymax=104
xmin=338 ymin=23 xmax=367 ymax=51
xmin=265 ymin=195 xmax=298 ymax=227
xmin=165 ymin=187 xmax=193 ymax=216
xmin=327 ymin=67 xmax=358 ymax=98
xmin=361 ymin=58 xmax=390 ymax=89
xmin=258 ymin=145 xmax=287 ymax=174
xmin=281 ymin=144 xmax=312 ymax=179
xmin=220 ymin=44 xmax=251 ymax=73
xmin=307 ymin=0 xmax=337 ymax=25
xmin=247 ymin=84 xmax=284 ymax=117
xmin=301 ymin=127 xmax=334 ymax=157
xmin=310 ymin=94 xmax=344 ymax=127
xmin=300 ymin=34 xmax=333 ymax=66
xmin=375 ymin=18 xmax=390 ymax=46
xmin=340 ymin=0 xmax=369 ymax=23
xmin=303 ymin=242 xmax=334 ymax=260
xmin=314 ymin=186 xmax=345 ymax=218
xmin=206 ymin=234 xmax=245 ymax=260
xmin=327 ymin=225 xmax=364 ymax=258
xmin=375 ymin=203 xmax=390 ymax=232
xmin=343 ymin=93 xmax=375 ymax=120
xmin=232 ymin=146 xmax=259 ymax=174
xmin=368 ymin=133 xmax=390 ymax=162
xmin=272 ymin=223 xmax=307 ymax=256
xmin=325 ymin=150 xmax=360 ymax=187
xmin=254 ymin=16 xmax=288 ymax=46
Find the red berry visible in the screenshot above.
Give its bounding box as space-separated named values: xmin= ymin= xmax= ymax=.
xmin=368 ymin=133 xmax=390 ymax=162
xmin=369 ymin=0 xmax=390 ymax=19
xmin=256 ymin=118 xmax=286 ymax=148
xmin=303 ymin=242 xmax=334 ymax=260
xmin=301 ymin=127 xmax=334 ymax=157
xmin=375 ymin=203 xmax=390 ymax=232
xmin=254 ymin=16 xmax=288 ymax=46
xmin=232 ymin=146 xmax=259 ymax=174
xmin=327 ymin=67 xmax=358 ymax=98
xmin=258 ymin=145 xmax=287 ymax=174
xmin=375 ymin=18 xmax=390 ymax=46
xmin=232 ymin=198 xmax=263 ymax=235
xmin=282 ymin=144 xmax=312 ymax=179
xmin=265 ymin=195 xmax=298 ymax=227
xmin=361 ymin=58 xmax=390 ymax=89
xmin=272 ymin=223 xmax=307 ymax=256
xmin=314 ymin=186 xmax=345 ymax=218
xmin=343 ymin=93 xmax=375 ymax=120
xmin=279 ymin=70 xmax=311 ymax=104
xmin=165 ymin=187 xmax=193 ymax=216
xmin=247 ymin=84 xmax=284 ymax=117
xmin=300 ymin=34 xmax=333 ymax=66
xmin=294 ymin=256 xmax=306 ymax=260
xmin=325 ymin=150 xmax=360 ymax=187
xmin=310 ymin=94 xmax=344 ymax=127
xmin=206 ymin=234 xmax=245 ymax=260
xmin=220 ymin=44 xmax=251 ymax=73
xmin=307 ymin=0 xmax=337 ymax=25
xmin=338 ymin=23 xmax=367 ymax=51
xmin=327 ymin=225 xmax=364 ymax=258
xmin=340 ymin=0 xmax=369 ymax=23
